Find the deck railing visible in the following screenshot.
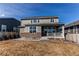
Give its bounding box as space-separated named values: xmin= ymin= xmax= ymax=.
xmin=47 ymin=33 xmax=62 ymax=37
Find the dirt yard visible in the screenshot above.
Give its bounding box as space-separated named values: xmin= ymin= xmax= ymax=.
xmin=0 ymin=38 xmax=79 ymax=56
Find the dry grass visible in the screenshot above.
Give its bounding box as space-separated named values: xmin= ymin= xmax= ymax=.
xmin=0 ymin=39 xmax=79 ymax=56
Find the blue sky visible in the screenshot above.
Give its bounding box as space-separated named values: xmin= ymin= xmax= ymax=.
xmin=0 ymin=3 xmax=79 ymax=24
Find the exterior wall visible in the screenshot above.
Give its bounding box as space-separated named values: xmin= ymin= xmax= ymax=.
xmin=36 ymin=26 xmax=41 ymax=32
xmin=20 ymin=26 xmax=42 ymax=38
xmin=38 ymin=19 xmax=51 ymax=24
xmin=20 ymin=26 xmax=29 ymax=37
xmin=21 ymin=32 xmax=41 ymax=39
xmin=21 ymin=18 xmax=59 ymax=26
xmin=20 ymin=28 xmax=25 ymax=37
xmin=24 ymin=26 xmax=29 ymax=32
xmin=20 ymin=26 xmax=41 ymax=33
xmin=21 ymin=20 xmax=31 ymax=26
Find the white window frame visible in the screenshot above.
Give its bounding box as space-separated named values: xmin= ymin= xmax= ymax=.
xmin=1 ymin=24 xmax=7 ymax=32
xmin=50 ymin=18 xmax=54 ymax=23
xmin=29 ymin=26 xmax=36 ymax=33
xmin=31 ymin=19 xmax=39 ymax=23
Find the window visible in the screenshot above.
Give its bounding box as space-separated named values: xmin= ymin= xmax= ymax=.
xmin=31 ymin=20 xmax=37 ymax=23
xmin=48 ymin=27 xmax=55 ymax=33
xmin=31 ymin=19 xmax=39 ymax=23
xmin=38 ymin=19 xmax=39 ymax=23
xmin=1 ymin=25 xmax=7 ymax=32
xmin=34 ymin=20 xmax=37 ymax=23
xmin=50 ymin=18 xmax=54 ymax=22
xmin=29 ymin=26 xmax=36 ymax=33
xmin=13 ymin=27 xmax=18 ymax=32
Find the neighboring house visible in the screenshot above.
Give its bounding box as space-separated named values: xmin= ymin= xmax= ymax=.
xmin=0 ymin=18 xmax=20 ymax=39
xmin=65 ymin=20 xmax=79 ymax=43
xmin=65 ymin=20 xmax=79 ymax=34
xmin=0 ymin=18 xmax=20 ymax=32
xmin=20 ymin=16 xmax=64 ymax=39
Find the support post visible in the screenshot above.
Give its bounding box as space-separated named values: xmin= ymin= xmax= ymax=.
xmin=62 ymin=25 xmax=64 ymax=38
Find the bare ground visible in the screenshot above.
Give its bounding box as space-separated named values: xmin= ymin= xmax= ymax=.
xmin=0 ymin=38 xmax=79 ymax=56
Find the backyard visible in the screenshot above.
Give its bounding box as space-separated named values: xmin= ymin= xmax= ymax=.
xmin=0 ymin=38 xmax=79 ymax=56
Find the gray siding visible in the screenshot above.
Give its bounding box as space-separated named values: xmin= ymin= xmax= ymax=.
xmin=0 ymin=18 xmax=20 ymax=32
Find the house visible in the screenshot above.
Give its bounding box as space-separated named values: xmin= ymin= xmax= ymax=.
xmin=0 ymin=18 xmax=20 ymax=39
xmin=0 ymin=18 xmax=20 ymax=32
xmin=20 ymin=16 xmax=64 ymax=40
xmin=65 ymin=20 xmax=79 ymax=43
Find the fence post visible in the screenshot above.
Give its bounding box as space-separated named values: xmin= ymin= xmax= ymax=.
xmin=76 ymin=26 xmax=78 ymax=43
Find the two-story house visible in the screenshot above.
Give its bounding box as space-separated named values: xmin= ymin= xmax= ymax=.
xmin=0 ymin=18 xmax=20 ymax=40
xmin=0 ymin=18 xmax=20 ymax=32
xmin=20 ymin=16 xmax=64 ymax=40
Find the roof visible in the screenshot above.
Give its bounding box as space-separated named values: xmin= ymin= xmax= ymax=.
xmin=0 ymin=18 xmax=20 ymax=26
xmin=21 ymin=16 xmax=59 ymax=20
xmin=65 ymin=20 xmax=79 ymax=28
xmin=0 ymin=18 xmax=19 ymax=21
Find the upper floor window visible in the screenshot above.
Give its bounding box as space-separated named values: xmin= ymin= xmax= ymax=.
xmin=34 ymin=20 xmax=37 ymax=23
xmin=31 ymin=19 xmax=39 ymax=23
xmin=38 ymin=19 xmax=39 ymax=22
xmin=50 ymin=18 xmax=54 ymax=22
